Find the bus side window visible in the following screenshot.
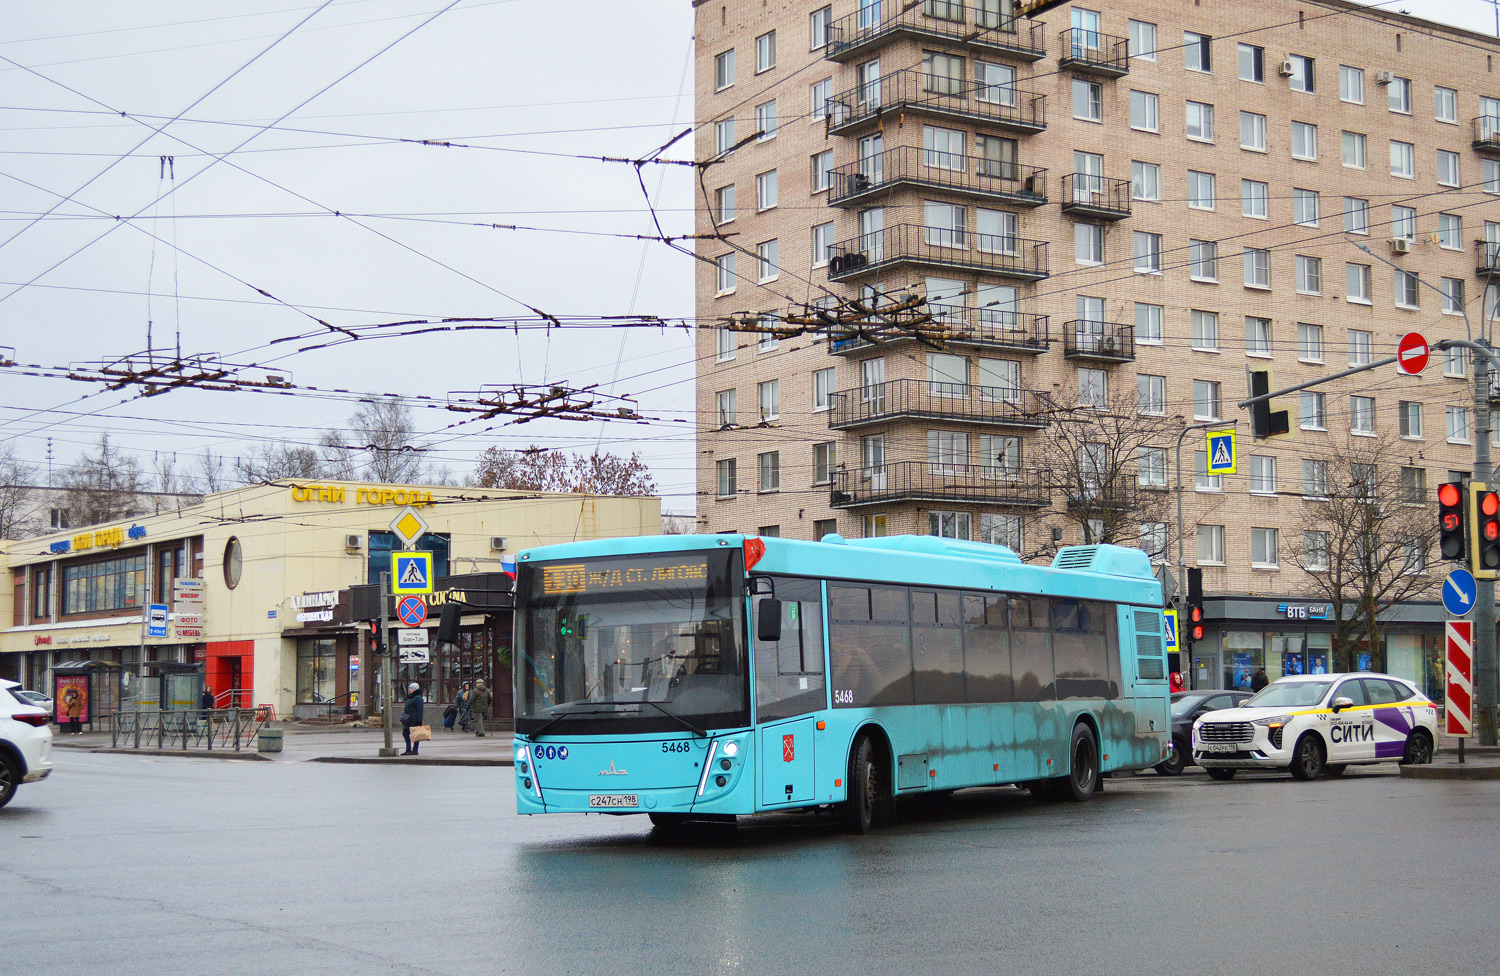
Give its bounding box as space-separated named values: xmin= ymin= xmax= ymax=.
xmin=1054 ymin=599 xmax=1111 ymax=700
xmin=829 ymin=584 xmax=913 ymax=707
xmin=755 ymin=577 xmax=826 ymax=722
xmin=1011 ymin=595 xmax=1055 ymax=702
xmin=913 ymin=589 xmax=963 ymax=705
xmin=963 ymin=593 xmax=1012 ymax=703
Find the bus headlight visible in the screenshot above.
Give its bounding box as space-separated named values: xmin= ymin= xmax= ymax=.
xmin=722 ymin=741 xmax=740 ymax=757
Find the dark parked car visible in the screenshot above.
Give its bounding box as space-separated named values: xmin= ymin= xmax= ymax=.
xmin=1155 ymin=690 xmax=1253 ymax=775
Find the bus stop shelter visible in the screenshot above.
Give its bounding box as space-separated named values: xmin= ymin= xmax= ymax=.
xmin=52 ymin=660 xmax=122 ymax=732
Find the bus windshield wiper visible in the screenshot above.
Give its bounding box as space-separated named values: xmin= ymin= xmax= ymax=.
xmin=640 ymin=699 xmax=707 ymax=737
xmin=527 ymin=708 xmax=612 ymax=740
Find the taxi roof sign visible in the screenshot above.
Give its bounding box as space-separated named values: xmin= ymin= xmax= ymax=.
xmin=391 ymin=551 xmax=434 ymax=595
xmin=389 ymin=505 xmax=430 ymax=549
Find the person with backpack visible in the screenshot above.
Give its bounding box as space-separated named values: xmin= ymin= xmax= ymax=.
xmin=470 ymin=679 xmax=491 ymax=737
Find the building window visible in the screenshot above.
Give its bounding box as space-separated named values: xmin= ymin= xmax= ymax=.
xmin=1138 ymin=447 xmax=1168 ymax=486
xmin=716 ymin=459 xmax=737 ymax=498
xmin=1251 ymin=527 xmax=1279 ymax=568
xmin=862 ymin=514 xmax=888 ymax=538
xmin=1245 ymin=316 xmax=1271 ymax=357
xmin=1244 ymin=455 xmax=1274 ymax=495
xmin=1075 ymin=222 xmax=1104 ymax=265
xmin=1485 ymin=159 xmax=1500 ymax=194
xmin=1348 ymin=329 xmax=1372 ymax=366
xmin=926 ymin=201 xmax=966 ymax=248
xmin=923 ymin=51 xmax=965 ymax=94
xmin=1244 ymin=248 xmax=1270 ymax=288
xmin=1395 ymin=270 xmax=1420 ymax=309
xmin=62 ymin=554 xmax=147 ymax=614
xmin=812 ymin=222 xmax=835 ymax=267
xmin=756 ymin=170 xmax=778 ymax=211
xmin=1399 ymin=401 xmax=1423 ymax=439
xmin=979 ymin=433 xmax=1020 ymax=477
xmin=1288 ymin=54 xmax=1314 ymax=93
xmin=49 ymin=508 xmax=69 ymax=530
xmin=1344 ymin=197 xmax=1369 ymax=234
xmin=1132 ymin=161 xmax=1161 ymax=201
xmin=1305 ymin=530 xmax=1330 ymax=571
xmin=810 ymin=149 xmax=835 ymax=191
xmin=813 ymin=518 xmax=837 ymax=540
xmin=1184 ymin=31 xmax=1211 ymax=72
xmin=716 ymin=324 xmax=736 ymax=362
xmin=923 ymin=124 xmax=965 ymax=169
xmin=1297 ymin=323 xmax=1324 ymax=363
xmin=1139 ymin=522 xmax=1168 ymax=563
xmin=1128 ymin=19 xmax=1157 ymax=59
xmin=715 ymin=253 xmax=736 ymax=295
xmin=756 ymin=315 xmax=779 ymax=352
xmin=1390 ymin=140 xmax=1414 ymax=178
xmin=1448 ymin=406 xmax=1471 ymax=444
xmin=758 ymin=452 xmax=780 ymax=492
xmin=756 ymin=30 xmax=776 ymax=73
xmin=1401 ymin=466 xmax=1427 ymax=504
xmin=1185 ymin=101 xmax=1214 ymax=141
xmin=813 ymin=368 xmax=835 ymax=412
xmin=1133 ymin=231 xmax=1161 ymax=273
xmin=1293 ymin=188 xmax=1319 ymax=227
xmin=1189 ymin=240 xmax=1218 ymax=282
xmin=1294 ymin=255 xmax=1322 ymax=296
xmin=755 ymin=100 xmax=777 ymax=140
xmin=981 ymin=514 xmax=1022 ymax=550
xmin=757 ymin=525 xmax=781 ymax=538
xmin=714 ymin=118 xmax=736 ymax=155
xmin=757 ymin=240 xmax=779 ymax=282
xmin=1351 ymin=395 xmax=1375 ymax=435
xmin=1188 ymin=171 xmax=1216 ymax=210
xmin=1448 ymin=346 xmax=1469 ymax=377
xmin=1238 ymin=43 xmax=1263 ymax=82
xmin=1193 ymin=379 xmax=1221 ymax=421
xmin=1388 ymin=75 xmax=1411 ymax=113
xmin=1438 ymin=213 xmax=1462 ymax=249
xmin=1242 ymin=179 xmax=1268 ymax=218
xmin=1339 ymin=65 xmax=1363 ymax=103
xmin=929 ymin=511 xmax=972 ymax=540
xmin=1303 ymin=459 xmax=1329 ymax=497
xmin=714 ymin=185 xmax=735 ymax=223
xmin=1137 ymin=373 xmax=1166 ymax=415
xmin=1434 ymin=85 xmax=1458 ymax=123
xmin=1191 ymin=309 xmax=1219 ymax=351
xmin=1195 ymin=451 xmax=1221 ymax=492
xmin=1342 ymin=130 xmax=1366 ymax=169
xmin=809 ymin=6 xmax=832 ymax=49
xmin=1291 ymin=121 xmax=1318 ymax=159
xmin=1392 ymin=205 xmax=1416 ymax=241
xmin=1135 ymin=303 xmax=1163 ymax=344
xmin=1240 ymin=111 xmax=1266 ymax=151
xmin=714 ymin=50 xmax=735 ymax=90
xmin=1073 ymin=79 xmax=1103 ymax=122
xmin=31 ymin=567 xmax=50 ymax=619
xmin=758 ymin=380 xmax=780 ymax=421
xmin=927 ymin=430 xmax=969 ymax=474
xmin=1130 ymin=89 xmax=1159 ymax=131
xmin=1197 ymin=524 xmax=1225 ymax=564
xmin=1300 ymin=391 xmax=1328 ymax=431
xmin=814 ymin=442 xmax=836 ymax=484
xmin=1437 ymin=150 xmax=1460 ymax=187
xmin=716 ymin=389 xmax=737 ymax=426
xmin=1346 ymin=263 xmax=1371 ymax=303
xmin=1079 ymin=367 xmax=1108 ymax=409
xmin=1442 ymin=277 xmax=1465 ymax=316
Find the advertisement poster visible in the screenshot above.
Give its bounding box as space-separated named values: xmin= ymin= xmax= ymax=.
xmin=1357 ymin=653 xmax=1373 ymax=672
xmin=1309 ymin=652 xmax=1329 ymax=674
xmin=54 ymin=675 xmax=89 ymax=724
xmin=1283 ymin=652 xmax=1305 ymax=675
xmin=1232 ymin=652 xmax=1253 ymax=689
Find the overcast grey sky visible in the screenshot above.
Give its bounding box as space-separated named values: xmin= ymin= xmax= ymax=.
xmin=1 ymin=0 xmax=1497 ymax=512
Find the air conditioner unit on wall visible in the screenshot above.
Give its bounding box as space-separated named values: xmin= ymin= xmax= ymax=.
xmin=490 ymin=537 xmax=508 ymax=551
xmin=1278 ymin=59 xmax=1294 ymax=77
xmin=1390 ymin=238 xmax=1411 ymax=254
xmin=1376 ymin=70 xmax=1394 ymax=85
xmin=345 ymin=534 xmax=363 ymax=551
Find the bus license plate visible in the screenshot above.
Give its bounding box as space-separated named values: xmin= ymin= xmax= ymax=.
xmin=1199 ymin=743 xmax=1239 ymax=753
xmin=589 ymin=794 xmax=639 ymax=808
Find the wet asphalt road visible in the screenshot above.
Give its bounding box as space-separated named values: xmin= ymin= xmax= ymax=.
xmin=3 ymin=752 xmax=1498 ymax=976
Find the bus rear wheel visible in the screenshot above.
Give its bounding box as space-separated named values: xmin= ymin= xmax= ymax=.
xmin=1058 ymin=723 xmax=1099 ymax=803
xmin=839 ymin=736 xmax=883 ymax=834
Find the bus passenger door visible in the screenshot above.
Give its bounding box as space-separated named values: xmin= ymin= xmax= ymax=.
xmin=759 ymin=716 xmax=817 ymax=806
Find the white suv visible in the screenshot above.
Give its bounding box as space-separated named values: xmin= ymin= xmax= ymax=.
xmin=1193 ymin=673 xmax=1438 ymax=781
xmin=1 ymin=678 xmax=54 ymax=808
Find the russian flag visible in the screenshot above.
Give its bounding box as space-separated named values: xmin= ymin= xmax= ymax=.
xmin=500 ymin=559 xmax=517 ymax=579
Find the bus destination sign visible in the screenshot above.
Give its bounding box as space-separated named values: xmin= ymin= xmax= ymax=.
xmin=542 ymin=560 xmax=709 ymax=595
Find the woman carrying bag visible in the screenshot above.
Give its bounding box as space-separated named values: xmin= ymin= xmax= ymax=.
xmin=401 ymin=682 xmax=429 ymax=755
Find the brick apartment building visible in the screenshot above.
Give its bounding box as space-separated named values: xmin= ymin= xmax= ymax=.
xmin=690 ymin=0 xmax=1500 ymax=692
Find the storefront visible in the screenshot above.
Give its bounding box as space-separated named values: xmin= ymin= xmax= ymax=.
xmin=1193 ymin=596 xmax=1448 ymax=703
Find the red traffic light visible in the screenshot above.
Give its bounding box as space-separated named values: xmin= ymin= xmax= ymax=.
xmin=1191 ymin=624 xmax=1205 ymax=640
xmin=1484 ymin=492 xmax=1499 ymax=517
xmin=1440 ymin=483 xmax=1462 ymax=507
xmin=1190 ymin=607 xmax=1203 ymax=622
xmin=1487 ymin=522 xmax=1499 ymax=541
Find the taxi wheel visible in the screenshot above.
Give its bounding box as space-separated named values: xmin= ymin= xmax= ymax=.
xmin=1205 ymin=768 xmax=1236 ymax=781
xmin=0 ymin=756 xmax=16 ymax=808
xmin=1323 ymin=764 xmax=1348 ymax=777
xmin=1154 ymin=737 xmax=1188 ymax=776
xmin=1400 ymin=731 xmax=1434 ymax=766
xmin=1289 ymin=733 xmax=1325 ymax=781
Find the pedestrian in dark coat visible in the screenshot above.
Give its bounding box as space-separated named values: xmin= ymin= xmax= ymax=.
xmin=1251 ymin=668 xmax=1270 ymax=692
xmin=456 ymin=681 xmax=472 ymax=732
xmin=470 ymin=679 xmax=492 ymax=737
xmin=401 ymin=682 xmax=425 ymax=755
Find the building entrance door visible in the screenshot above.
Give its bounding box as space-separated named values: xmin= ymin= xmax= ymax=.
xmin=1192 ymin=651 xmax=1220 ymax=690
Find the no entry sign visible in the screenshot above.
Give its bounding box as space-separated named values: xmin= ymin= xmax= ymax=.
xmin=1396 ymin=332 xmax=1429 ymax=376
xmin=1445 ymin=620 xmax=1473 ymax=736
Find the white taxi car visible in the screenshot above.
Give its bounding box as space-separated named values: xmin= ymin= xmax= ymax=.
xmin=1193 ymin=673 xmax=1438 ymax=781
xmin=1 ymin=678 xmax=54 ymax=809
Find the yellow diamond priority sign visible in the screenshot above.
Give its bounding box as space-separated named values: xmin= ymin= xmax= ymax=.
xmin=389 ymin=505 xmax=430 ymax=549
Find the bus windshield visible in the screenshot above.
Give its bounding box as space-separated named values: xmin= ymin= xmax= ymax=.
xmin=514 ymin=550 xmax=748 ymax=735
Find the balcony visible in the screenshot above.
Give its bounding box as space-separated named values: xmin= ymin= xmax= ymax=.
xmin=829 ymin=307 xmax=1050 ymax=357
xmin=828 ymin=69 xmax=1046 ymax=137
xmin=825 ymin=4 xmax=1046 ymax=64
xmin=1062 ymin=322 xmax=1135 ymax=363
xmin=1478 ymin=240 xmax=1500 ymax=275
xmin=1059 ymin=174 xmax=1131 ymax=220
xmin=1473 ymin=116 xmax=1500 ymax=154
xmin=829 ymin=147 xmax=1047 ymax=210
xmin=830 ymin=461 xmax=1050 ymax=509
xmin=1057 ymin=28 xmax=1130 ymax=77
xmin=828 ymin=224 xmax=1049 ymax=282
xmin=1064 ymin=483 xmax=1158 ymax=513
xmin=827 ymin=378 xmax=1051 ymax=431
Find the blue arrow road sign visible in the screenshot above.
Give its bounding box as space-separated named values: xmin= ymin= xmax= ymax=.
xmin=1443 ymin=568 xmax=1478 ymax=617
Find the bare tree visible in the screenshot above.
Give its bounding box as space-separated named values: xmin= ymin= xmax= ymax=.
xmin=319 ymin=398 xmax=426 ymax=483
xmin=151 ymin=452 xmax=183 ymax=494
xmin=1028 ymin=388 xmax=1182 ymax=557
xmin=0 ymin=444 xmax=38 ymax=539
xmin=471 ymin=445 xmax=657 ymax=496
xmin=235 ymin=442 xmax=324 ymax=483
xmin=661 ymin=513 xmax=696 ymax=534
xmin=61 ymin=434 xmax=147 ymax=527
xmin=1285 ymin=437 xmax=1439 ymax=671
xmin=193 ymin=450 xmax=231 ymax=494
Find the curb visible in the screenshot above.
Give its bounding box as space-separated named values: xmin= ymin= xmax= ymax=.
xmin=88 ymin=748 xmax=272 ymax=762
xmin=308 ymin=756 xmax=512 ymax=767
xmin=1400 ymin=763 xmax=1500 ymax=780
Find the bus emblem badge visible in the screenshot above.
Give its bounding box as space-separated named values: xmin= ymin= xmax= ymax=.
xmin=783 ymin=735 xmax=795 ymax=762
xmin=599 ymin=761 xmax=627 ymax=776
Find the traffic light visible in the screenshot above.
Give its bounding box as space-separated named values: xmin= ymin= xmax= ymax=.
xmin=1439 ymin=481 xmax=1466 ymax=562
xmin=1184 ymin=567 xmax=1205 ymax=645
xmin=1471 ymin=482 xmax=1500 ymax=579
xmin=1248 ymin=371 xmax=1289 ymax=440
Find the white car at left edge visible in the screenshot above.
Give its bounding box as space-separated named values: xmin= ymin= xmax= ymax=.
xmin=1 ymin=677 xmax=54 ymax=809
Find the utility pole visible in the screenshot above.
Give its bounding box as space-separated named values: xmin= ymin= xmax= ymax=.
xmin=378 ymin=570 xmax=398 ymax=757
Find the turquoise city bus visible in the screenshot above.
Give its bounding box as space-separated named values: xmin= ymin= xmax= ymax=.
xmin=512 ymin=533 xmax=1170 ymax=833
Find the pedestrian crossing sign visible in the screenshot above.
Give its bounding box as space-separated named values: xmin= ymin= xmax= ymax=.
xmin=1163 ymin=609 xmax=1179 ymax=651
xmin=391 ymin=551 xmax=434 ymax=595
xmin=1206 ymin=429 xmax=1237 ymax=475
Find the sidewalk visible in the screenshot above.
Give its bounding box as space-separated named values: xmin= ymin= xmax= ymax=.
xmin=54 ymin=724 xmax=516 ymax=766
xmin=1409 ymin=736 xmax=1500 ymax=780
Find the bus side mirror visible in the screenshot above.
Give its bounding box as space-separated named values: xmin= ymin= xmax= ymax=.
xmin=757 ymin=598 xmax=783 ymax=643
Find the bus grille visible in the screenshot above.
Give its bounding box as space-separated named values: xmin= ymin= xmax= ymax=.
xmin=1199 ymin=722 xmax=1254 ymax=743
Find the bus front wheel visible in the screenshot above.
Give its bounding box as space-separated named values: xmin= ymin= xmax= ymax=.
xmin=839 ymin=736 xmax=883 ymax=834
xmin=1059 ymin=723 xmax=1099 ymax=803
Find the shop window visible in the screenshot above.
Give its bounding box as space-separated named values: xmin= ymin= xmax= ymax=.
xmin=296 ymin=639 xmax=338 ymax=703
xmin=62 ymin=554 xmax=146 ymax=614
